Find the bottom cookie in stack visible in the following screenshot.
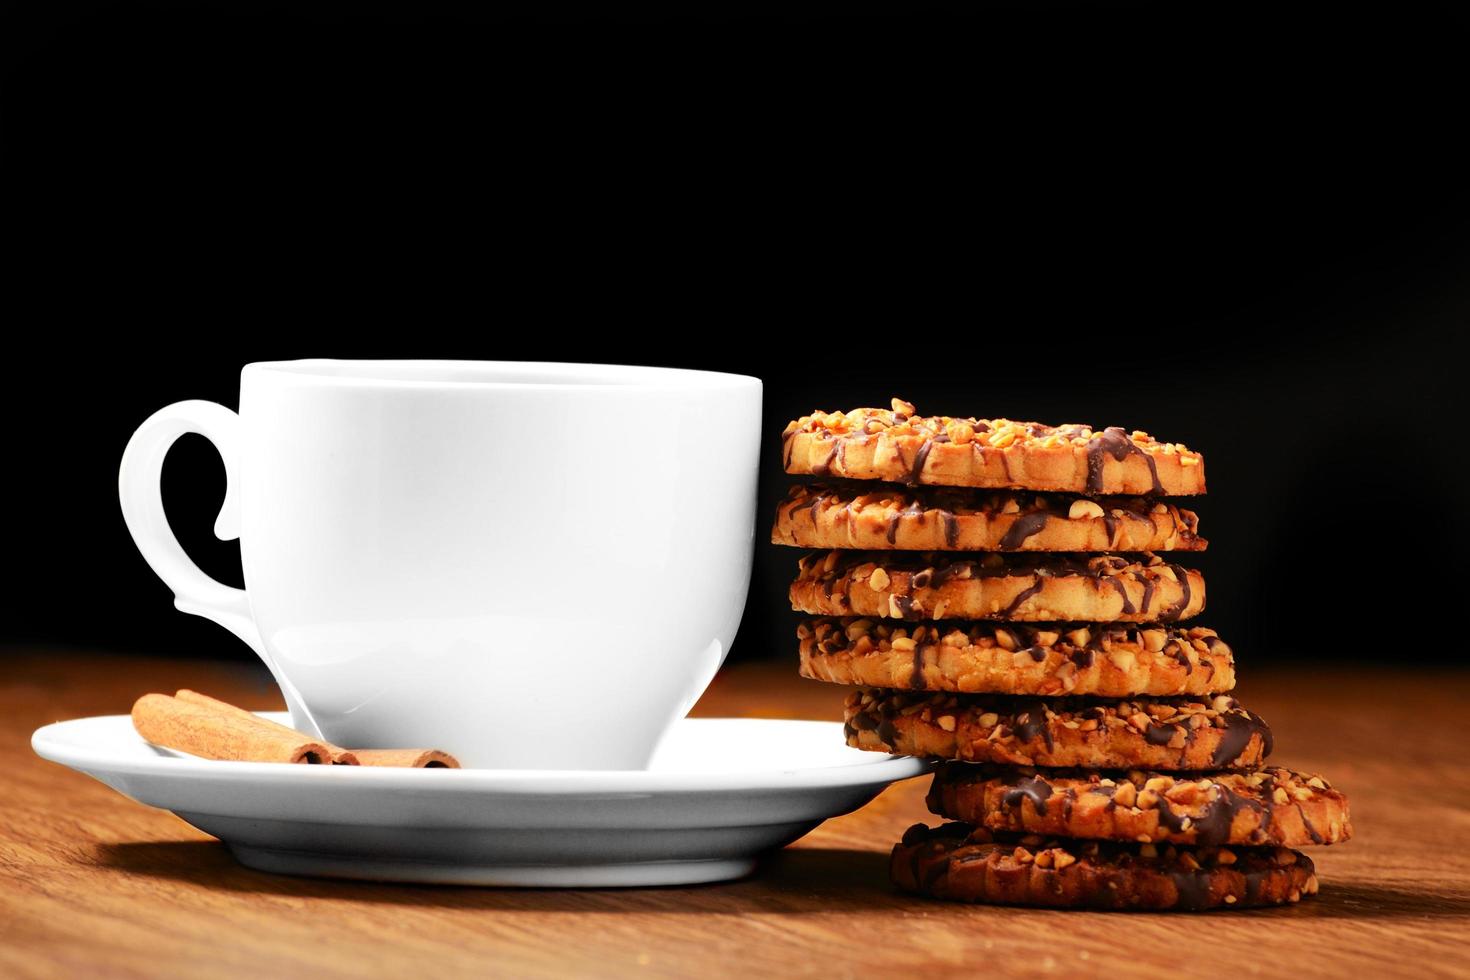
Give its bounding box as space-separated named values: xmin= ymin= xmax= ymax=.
xmin=889 ymin=762 xmax=1351 ymax=911
xmin=891 ymin=823 xmax=1317 ymax=911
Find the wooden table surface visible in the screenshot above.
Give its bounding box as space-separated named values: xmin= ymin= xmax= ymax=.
xmin=3 ymin=652 xmax=1468 ymax=979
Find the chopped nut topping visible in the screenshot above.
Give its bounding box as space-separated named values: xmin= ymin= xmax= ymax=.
xmin=1112 ymin=781 xmax=1138 ymax=808
xmin=1068 ymin=499 xmax=1105 ymax=520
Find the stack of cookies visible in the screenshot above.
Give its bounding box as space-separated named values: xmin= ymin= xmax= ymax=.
xmin=775 ymin=399 xmax=1351 ymax=911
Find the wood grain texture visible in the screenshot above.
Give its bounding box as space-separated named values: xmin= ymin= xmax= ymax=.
xmin=2 ymin=652 xmax=1467 ymax=979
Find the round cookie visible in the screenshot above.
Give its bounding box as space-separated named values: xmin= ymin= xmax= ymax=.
xmin=799 ymin=619 xmax=1235 ymax=697
xmin=843 ymin=690 xmax=1272 ymax=770
xmin=791 ymin=551 xmax=1206 ymax=623
xmin=927 ymin=764 xmax=1351 ymax=847
xmin=772 ymin=483 xmax=1206 ymax=552
xmin=782 ymin=400 xmax=1206 ymax=495
xmin=891 ymin=822 xmax=1317 ymax=910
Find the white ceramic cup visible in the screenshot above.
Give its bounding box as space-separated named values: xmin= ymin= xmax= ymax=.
xmin=119 ymin=360 xmax=762 ymax=769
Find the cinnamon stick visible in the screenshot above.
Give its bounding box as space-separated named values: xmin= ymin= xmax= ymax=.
xmin=174 ymin=690 xmax=458 ymax=767
xmin=132 ymin=690 xmax=463 ymax=768
xmin=131 ymin=693 xmax=337 ymax=764
xmin=350 ymin=749 xmax=460 ymax=769
xmin=173 ymin=689 xmax=360 ymax=765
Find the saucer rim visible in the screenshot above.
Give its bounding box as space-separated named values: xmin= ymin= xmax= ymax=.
xmin=32 ymin=714 xmax=934 ymax=794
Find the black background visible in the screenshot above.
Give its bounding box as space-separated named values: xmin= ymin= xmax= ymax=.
xmin=5 ymin=1 xmax=1468 ymax=672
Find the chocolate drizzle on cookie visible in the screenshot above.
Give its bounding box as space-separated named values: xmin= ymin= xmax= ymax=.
xmin=997 ymin=510 xmax=1051 ymax=550
xmin=999 ymin=580 xmax=1044 ymax=617
xmin=1139 ymin=577 xmax=1157 ymax=617
xmin=1000 ymin=775 xmax=1054 ymax=816
xmin=1011 ymin=704 xmax=1057 ymax=752
xmin=907 ymin=439 xmax=934 ymax=485
xmin=1144 ymin=723 xmax=1178 ymax=746
xmin=1105 ymin=576 xmax=1137 ymax=616
xmin=1085 ymin=427 xmax=1164 ymax=496
xmin=811 ymin=440 xmax=839 ymax=477
xmin=1210 ymin=707 xmax=1272 ymax=768
xmin=1161 ymin=564 xmax=1194 ymax=622
xmin=938 ymin=509 xmax=959 ymax=547
xmin=1295 ymin=805 xmax=1325 ymax=845
xmin=1168 ymin=871 xmax=1213 ymax=911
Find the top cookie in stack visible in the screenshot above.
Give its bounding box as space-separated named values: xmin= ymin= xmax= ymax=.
xmin=773 ymin=399 xmax=1351 ymax=912
xmin=781 ymin=399 xmax=1206 ymax=496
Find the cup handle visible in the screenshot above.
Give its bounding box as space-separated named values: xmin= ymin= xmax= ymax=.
xmin=118 ymin=400 xmax=319 ymax=734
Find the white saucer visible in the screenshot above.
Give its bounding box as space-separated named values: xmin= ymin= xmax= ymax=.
xmin=32 ymin=714 xmax=930 ymax=887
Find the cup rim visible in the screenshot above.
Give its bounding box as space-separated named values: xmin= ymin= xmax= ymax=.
xmin=243 ymin=359 xmax=762 ymax=391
